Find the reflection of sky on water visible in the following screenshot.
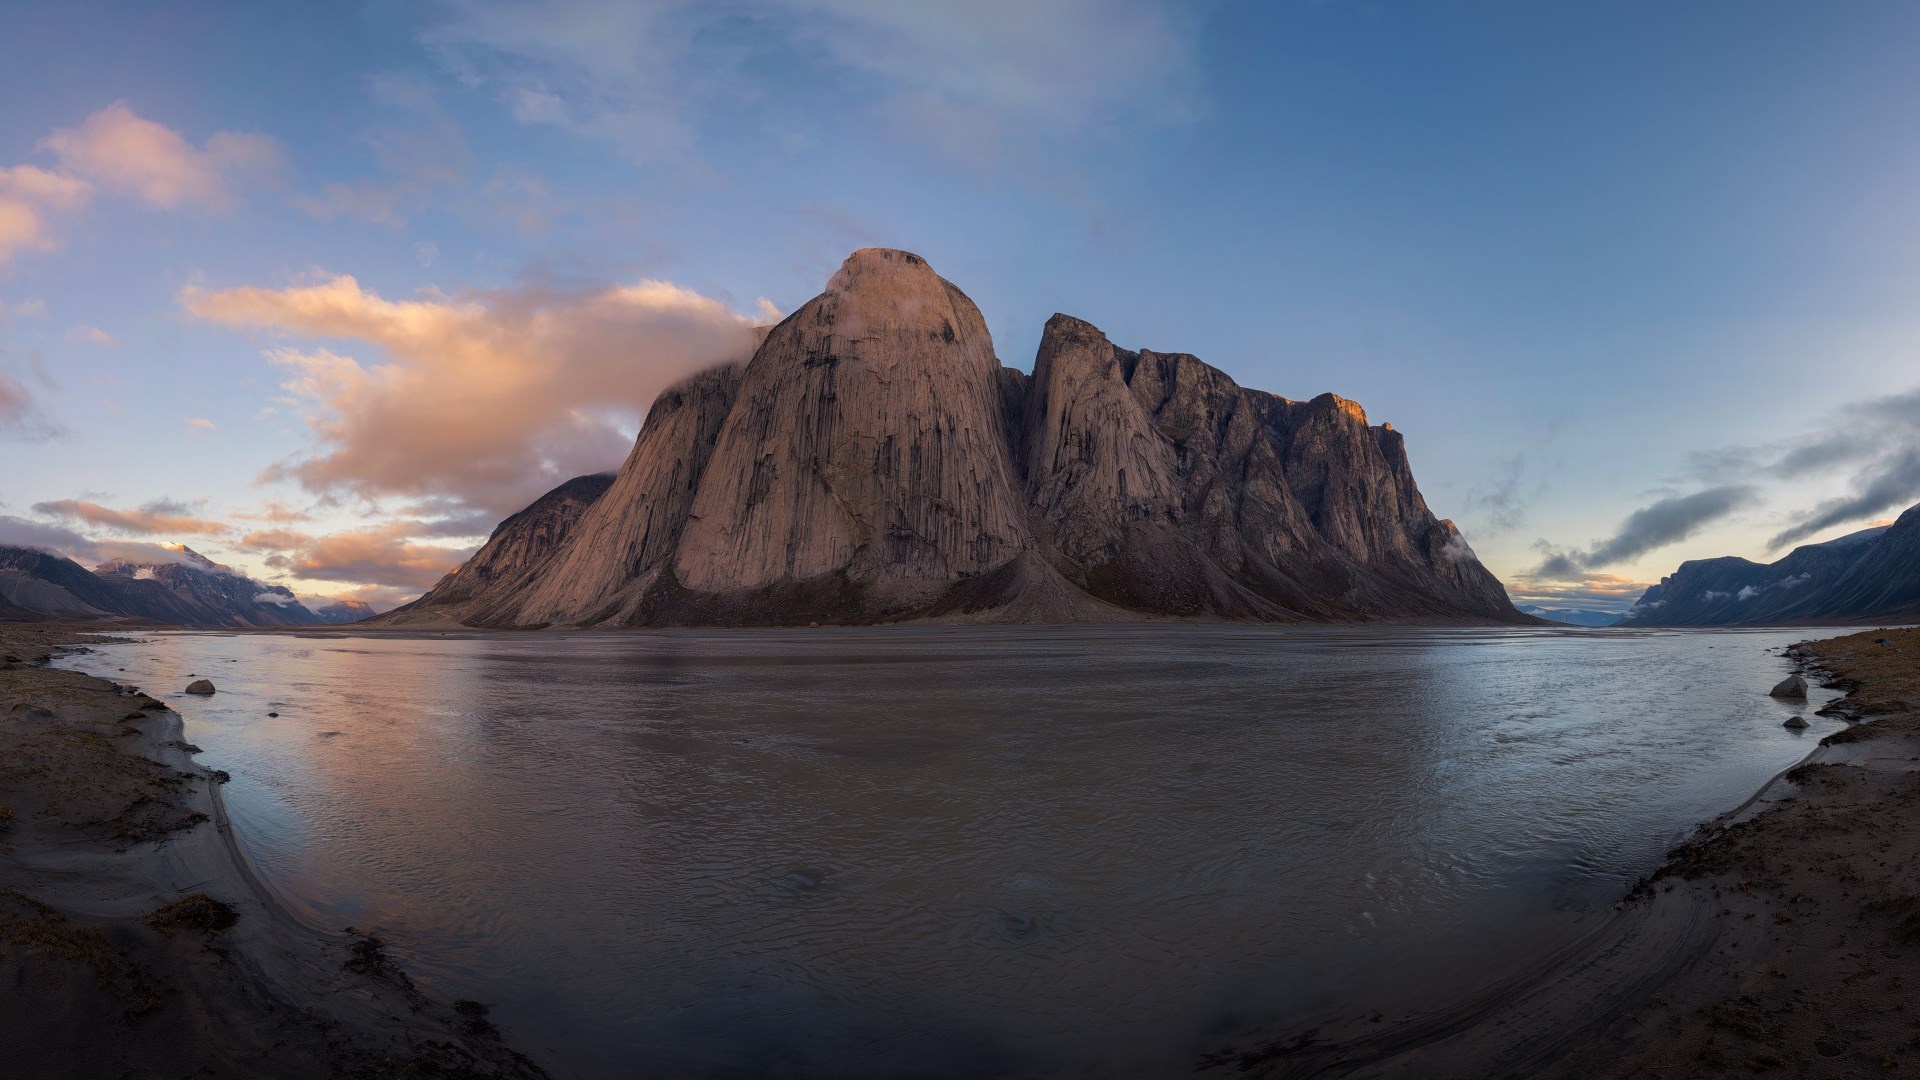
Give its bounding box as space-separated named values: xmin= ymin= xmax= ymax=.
xmin=66 ymin=626 xmax=1842 ymax=1079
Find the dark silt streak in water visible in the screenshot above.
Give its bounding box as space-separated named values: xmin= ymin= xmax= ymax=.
xmin=64 ymin=625 xmax=1842 ymax=1078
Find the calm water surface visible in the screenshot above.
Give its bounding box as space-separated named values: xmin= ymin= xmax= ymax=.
xmin=63 ymin=626 xmax=1841 ymax=1078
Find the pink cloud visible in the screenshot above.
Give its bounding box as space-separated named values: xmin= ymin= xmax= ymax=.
xmin=182 ymin=272 xmax=761 ymax=514
xmin=66 ymin=324 xmax=121 ymax=347
xmin=32 ymin=497 xmax=231 ymax=537
xmin=40 ymin=102 xmax=283 ymax=210
xmin=237 ymin=523 xmax=475 ymax=591
xmin=0 ymin=104 xmax=279 ymax=265
xmin=0 ymin=164 xmax=92 ymax=263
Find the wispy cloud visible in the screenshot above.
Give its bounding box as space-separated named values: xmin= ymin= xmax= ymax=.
xmin=0 ymin=103 xmax=280 ymax=266
xmin=421 ymin=0 xmax=1203 ymax=167
xmin=181 ymin=271 xmax=761 ymax=514
xmin=1763 ymin=387 xmax=1920 ymax=549
xmin=41 ymin=102 xmax=283 ymax=210
xmin=31 ymin=497 xmax=231 ymax=537
xmin=230 ymin=500 xmax=315 ymax=525
xmin=237 ymin=522 xmax=476 ymax=590
xmin=66 ymin=324 xmax=120 ymax=347
xmin=1531 ymin=485 xmax=1758 ymax=576
xmin=0 ymin=164 xmax=90 ymax=264
xmin=294 ymin=76 xmax=470 ymax=227
xmin=1462 ymin=453 xmax=1531 ymax=535
xmin=0 ymin=362 xmax=64 ymax=441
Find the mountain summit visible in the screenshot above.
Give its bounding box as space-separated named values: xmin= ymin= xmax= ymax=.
xmin=381 ymin=249 xmax=1522 ymax=627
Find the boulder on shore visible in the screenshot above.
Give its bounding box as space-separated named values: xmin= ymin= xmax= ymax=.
xmin=1770 ymin=675 xmax=1809 ymax=699
xmin=184 ymin=679 xmax=216 ymax=695
xmin=1783 ymin=715 xmax=1810 ymax=729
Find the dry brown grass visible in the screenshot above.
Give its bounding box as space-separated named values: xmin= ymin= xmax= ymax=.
xmin=1803 ymin=625 xmax=1920 ymax=719
xmin=0 ymin=889 xmax=161 ymax=1014
xmin=146 ymin=893 xmax=238 ymax=937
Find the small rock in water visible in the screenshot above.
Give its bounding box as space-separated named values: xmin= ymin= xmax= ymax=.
xmin=1769 ymin=675 xmax=1808 ymax=699
xmin=1784 ymin=716 xmax=1810 ymax=729
xmin=184 ymin=679 xmax=217 ymax=695
xmin=267 ymin=711 xmax=279 ymax=717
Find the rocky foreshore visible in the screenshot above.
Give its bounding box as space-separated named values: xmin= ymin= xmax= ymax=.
xmin=0 ymin=624 xmax=546 ymax=1079
xmin=1206 ymin=625 xmax=1920 ymax=1078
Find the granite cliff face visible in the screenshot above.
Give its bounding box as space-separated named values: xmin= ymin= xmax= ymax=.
xmin=378 ymin=248 xmax=1521 ymax=628
xmin=1623 ymin=509 xmax=1920 ymax=626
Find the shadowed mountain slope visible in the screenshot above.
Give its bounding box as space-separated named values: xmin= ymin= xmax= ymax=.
xmin=0 ymin=544 xmax=322 ymax=626
xmin=1622 ymin=512 xmax=1920 ymax=625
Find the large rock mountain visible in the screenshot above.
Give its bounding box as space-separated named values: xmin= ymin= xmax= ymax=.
xmin=1623 ymin=509 xmax=1920 ymax=626
xmin=379 ymin=248 xmax=1522 ymax=628
xmin=0 ymin=544 xmax=324 ymax=626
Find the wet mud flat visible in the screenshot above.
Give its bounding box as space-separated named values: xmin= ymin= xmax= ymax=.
xmin=0 ymin=625 xmax=546 ymax=1079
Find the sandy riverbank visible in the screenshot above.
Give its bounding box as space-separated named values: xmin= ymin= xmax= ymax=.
xmin=0 ymin=624 xmax=548 ymax=1079
xmin=1207 ymin=625 xmax=1920 ymax=1078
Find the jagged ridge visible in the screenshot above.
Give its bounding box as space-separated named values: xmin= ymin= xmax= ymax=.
xmin=380 ymin=248 xmax=1523 ymax=628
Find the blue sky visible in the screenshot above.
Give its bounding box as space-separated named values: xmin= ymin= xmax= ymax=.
xmin=4 ymin=0 xmax=1920 ymax=611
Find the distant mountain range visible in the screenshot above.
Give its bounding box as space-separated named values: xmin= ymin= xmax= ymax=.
xmin=1622 ymin=509 xmax=1920 ymax=626
xmin=1519 ymin=606 xmax=1624 ymax=627
xmin=0 ymin=543 xmax=335 ymax=627
xmin=377 ymin=248 xmax=1527 ymax=629
xmin=312 ymin=599 xmax=377 ymax=625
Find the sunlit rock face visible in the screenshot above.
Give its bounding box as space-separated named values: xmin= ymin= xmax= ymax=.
xmin=378 ymin=249 xmax=1524 ymax=627
xmin=491 ymin=364 xmax=743 ymax=627
xmin=676 ymin=248 xmax=1032 ymax=597
xmin=1011 ymin=316 xmax=1516 ymax=620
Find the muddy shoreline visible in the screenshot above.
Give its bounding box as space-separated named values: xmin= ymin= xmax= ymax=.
xmin=0 ymin=624 xmax=548 ymax=1079
xmin=1205 ymin=624 xmax=1920 ymax=1078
